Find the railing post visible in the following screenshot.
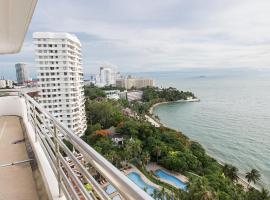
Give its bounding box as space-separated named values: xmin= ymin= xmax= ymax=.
xmin=25 ymin=95 xmax=31 ymax=124
xmin=33 ymin=106 xmax=37 ymax=142
xmin=54 ymin=123 xmax=62 ymax=197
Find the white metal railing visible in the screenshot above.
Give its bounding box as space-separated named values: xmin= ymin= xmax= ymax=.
xmin=0 ymin=89 xmax=153 ymax=200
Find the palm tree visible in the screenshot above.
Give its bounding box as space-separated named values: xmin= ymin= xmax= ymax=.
xmin=260 ymin=188 xmax=270 ymax=200
xmin=160 ymin=187 xmax=166 ymax=199
xmin=141 ymin=151 xmax=151 ymax=166
xmin=223 ymin=164 xmax=239 ymax=182
xmin=151 ymin=189 xmax=159 ymax=200
xmin=245 ymin=169 xmax=261 ymax=187
xmin=124 ymin=138 xmax=142 ymax=162
xmin=153 ymin=145 xmax=161 ymax=163
xmin=143 ymin=187 xmax=148 ymax=192
xmin=165 ymin=191 xmax=172 ymax=200
xmin=188 ymin=177 xmax=216 ymax=200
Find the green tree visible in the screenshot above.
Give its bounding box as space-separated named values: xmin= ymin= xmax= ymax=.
xmin=152 ymin=145 xmax=161 ymax=163
xmin=222 ymin=164 xmax=238 ymax=182
xmin=152 ymin=189 xmax=159 ymax=199
xmin=117 ymin=119 xmax=139 ymax=137
xmin=245 ymin=169 xmax=261 ymax=187
xmin=260 ymin=188 xmax=270 ymax=200
xmin=124 ymin=138 xmax=142 ymax=162
xmin=84 ymin=85 xmax=106 ymax=100
xmin=141 ymin=151 xmax=151 ymax=166
xmin=85 ymin=100 xmax=124 ymax=128
xmin=188 ymin=177 xmax=217 ymax=200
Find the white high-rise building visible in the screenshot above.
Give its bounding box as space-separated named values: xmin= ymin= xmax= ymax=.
xmin=98 ymin=66 xmax=117 ymax=86
xmin=15 ymin=63 xmax=29 ymax=84
xmin=33 ymin=32 xmax=86 ymax=136
xmin=100 ymin=66 xmax=112 ymax=86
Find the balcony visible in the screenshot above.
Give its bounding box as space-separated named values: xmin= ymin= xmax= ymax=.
xmin=0 ymin=89 xmax=153 ymax=200
xmin=0 ymin=116 xmax=41 ymax=199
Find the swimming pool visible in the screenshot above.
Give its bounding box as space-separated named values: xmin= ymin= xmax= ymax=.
xmin=112 ymin=195 xmax=121 ymax=200
xmin=155 ymin=170 xmax=187 ymax=190
xmin=104 ymin=184 xmax=116 ymax=195
xmin=127 ymin=172 xmax=157 ymax=196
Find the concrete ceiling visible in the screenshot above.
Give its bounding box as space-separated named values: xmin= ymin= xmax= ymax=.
xmin=0 ymin=0 xmax=37 ymax=55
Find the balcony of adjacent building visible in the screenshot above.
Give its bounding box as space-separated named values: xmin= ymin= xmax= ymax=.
xmin=0 ymin=89 xmax=153 ymax=200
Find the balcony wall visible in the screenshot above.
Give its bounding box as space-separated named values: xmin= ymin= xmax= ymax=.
xmin=0 ymin=95 xmax=65 ymax=200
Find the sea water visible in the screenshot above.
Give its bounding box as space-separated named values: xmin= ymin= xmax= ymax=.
xmin=135 ymin=68 xmax=270 ymax=188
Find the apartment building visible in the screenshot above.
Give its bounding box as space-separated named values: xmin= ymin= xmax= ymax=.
xmin=15 ymin=63 xmax=29 ymax=84
xmin=33 ymin=32 xmax=86 ymax=135
xmin=95 ymin=66 xmax=118 ymax=87
xmin=0 ymin=79 xmax=14 ymax=88
xmin=116 ymin=76 xmax=154 ymax=89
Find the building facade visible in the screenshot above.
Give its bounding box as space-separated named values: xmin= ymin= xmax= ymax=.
xmin=96 ymin=66 xmax=117 ymax=87
xmin=15 ymin=63 xmax=29 ymax=84
xmin=116 ymin=76 xmax=154 ymax=89
xmin=33 ymin=32 xmax=86 ymax=136
xmin=0 ymin=79 xmax=14 ymax=88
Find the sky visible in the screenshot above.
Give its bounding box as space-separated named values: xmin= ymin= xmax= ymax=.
xmin=1 ymin=0 xmax=270 ymax=79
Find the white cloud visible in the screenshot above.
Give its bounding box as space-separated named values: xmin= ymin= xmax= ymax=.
xmin=1 ymin=0 xmax=270 ymax=78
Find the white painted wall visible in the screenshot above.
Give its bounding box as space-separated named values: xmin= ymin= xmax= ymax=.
xmin=0 ymin=96 xmax=24 ymax=116
xmin=0 ymin=96 xmax=65 ymax=200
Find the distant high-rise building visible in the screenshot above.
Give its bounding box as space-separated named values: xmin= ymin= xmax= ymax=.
xmin=98 ymin=66 xmax=117 ymax=86
xmin=116 ymin=76 xmax=154 ymax=89
xmin=15 ymin=63 xmax=29 ymax=84
xmin=0 ymin=79 xmax=14 ymax=88
xmin=33 ymin=32 xmax=86 ymax=136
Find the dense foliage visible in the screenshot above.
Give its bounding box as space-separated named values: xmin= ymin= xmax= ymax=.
xmin=84 ymin=84 xmax=106 ymax=100
xmin=101 ymin=85 xmax=126 ymax=91
xmin=81 ymin=90 xmax=269 ymax=200
xmin=142 ymin=86 xmax=195 ymax=102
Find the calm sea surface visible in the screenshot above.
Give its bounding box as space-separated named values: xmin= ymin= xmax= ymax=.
xmin=137 ymin=69 xmax=270 ymax=188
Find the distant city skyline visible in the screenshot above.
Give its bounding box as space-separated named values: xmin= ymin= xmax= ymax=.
xmin=1 ymin=0 xmax=270 ymax=79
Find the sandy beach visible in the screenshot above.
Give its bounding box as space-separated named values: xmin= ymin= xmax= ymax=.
xmin=149 ymin=98 xmax=200 ymax=115
xmin=149 ymin=101 xmax=173 ymax=115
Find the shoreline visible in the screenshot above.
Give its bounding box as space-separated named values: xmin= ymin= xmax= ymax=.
xmin=149 ymin=100 xmax=258 ymax=191
xmin=149 ymin=101 xmax=172 ymax=115
xmin=149 ymin=98 xmax=199 ymax=115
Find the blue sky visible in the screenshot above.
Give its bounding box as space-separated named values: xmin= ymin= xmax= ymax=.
xmin=1 ymin=0 xmax=270 ymax=79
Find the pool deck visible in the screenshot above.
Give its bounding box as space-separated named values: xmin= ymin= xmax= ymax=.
xmin=147 ymin=162 xmax=189 ymax=184
xmin=122 ymin=165 xmax=162 ymax=190
xmin=0 ymin=116 xmax=39 ymax=200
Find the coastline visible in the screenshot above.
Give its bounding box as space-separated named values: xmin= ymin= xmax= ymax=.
xmin=149 ymin=98 xmax=200 ymax=115
xmin=149 ymin=100 xmax=256 ymax=191
xmin=149 ymin=101 xmax=173 ymax=115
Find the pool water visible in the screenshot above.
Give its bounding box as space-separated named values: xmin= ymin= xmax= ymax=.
xmin=112 ymin=195 xmax=121 ymax=200
xmin=127 ymin=172 xmax=157 ymax=196
xmin=104 ymin=184 xmax=116 ymax=195
xmin=155 ymin=170 xmax=187 ymax=190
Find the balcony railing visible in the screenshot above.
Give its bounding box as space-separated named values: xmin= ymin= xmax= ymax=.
xmin=0 ymin=89 xmax=153 ymax=200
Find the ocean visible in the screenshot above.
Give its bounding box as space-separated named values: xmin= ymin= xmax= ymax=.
xmin=135 ymin=68 xmax=270 ymax=189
